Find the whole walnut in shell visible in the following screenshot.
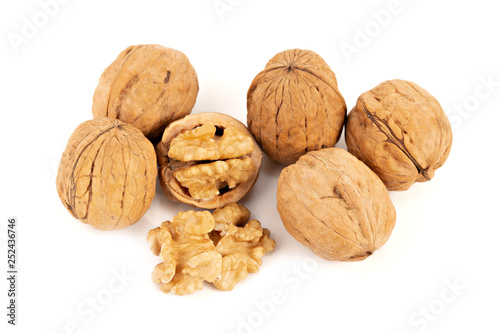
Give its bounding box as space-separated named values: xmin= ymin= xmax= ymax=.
xmin=56 ymin=118 xmax=157 ymax=231
xmin=277 ymin=148 xmax=396 ymax=261
xmin=156 ymin=112 xmax=263 ymax=209
xmin=345 ymin=79 xmax=453 ymax=191
xmin=247 ymin=49 xmax=347 ymax=165
xmin=92 ymin=44 xmax=199 ymax=139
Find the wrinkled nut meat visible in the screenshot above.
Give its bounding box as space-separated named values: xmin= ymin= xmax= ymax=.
xmin=345 ymin=79 xmax=453 ymax=191
xmin=247 ymin=49 xmax=347 ymax=165
xmin=56 ymin=118 xmax=157 ymax=230
xmin=92 ymin=44 xmax=199 ymax=139
xmin=211 ymin=203 xmax=275 ymax=291
xmin=156 ymin=112 xmax=263 ymax=209
xmin=277 ymin=148 xmax=396 ymax=262
xmin=147 ymin=211 xmax=222 ymax=295
xmin=147 ymin=203 xmax=275 ymax=295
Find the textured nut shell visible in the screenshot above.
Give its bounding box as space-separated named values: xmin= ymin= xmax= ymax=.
xmin=157 ymin=113 xmax=263 ymax=209
xmin=92 ymin=44 xmax=199 ymax=139
xmin=277 ymin=148 xmax=396 ymax=261
xmin=345 ymin=79 xmax=453 ymax=191
xmin=56 ymin=118 xmax=157 ymax=230
xmin=247 ymin=49 xmax=347 ymax=165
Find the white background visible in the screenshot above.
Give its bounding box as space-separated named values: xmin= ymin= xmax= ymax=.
xmin=1 ymin=0 xmax=499 ymax=332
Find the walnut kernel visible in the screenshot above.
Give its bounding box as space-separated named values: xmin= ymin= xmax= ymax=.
xmin=147 ymin=203 xmax=275 ymax=295
xmin=212 ymin=204 xmax=275 ymax=291
xmin=147 ymin=211 xmax=222 ymax=295
xmin=173 ymin=158 xmax=256 ymax=200
xmin=168 ymin=123 xmax=254 ymax=161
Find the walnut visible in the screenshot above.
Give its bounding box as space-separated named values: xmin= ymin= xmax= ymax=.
xmin=247 ymin=48 xmax=347 ymax=165
xmin=147 ymin=211 xmax=222 ymax=295
xmin=56 ymin=118 xmax=157 ymax=230
xmin=168 ymin=123 xmax=254 ymax=161
xmin=147 ymin=203 xmax=275 ymax=295
xmin=345 ymin=79 xmax=453 ymax=191
xmin=277 ymin=148 xmax=396 ymax=262
xmin=92 ymin=44 xmax=199 ymax=139
xmin=173 ymin=158 xmax=255 ymax=200
xmin=212 ymin=201 xmax=251 ymax=236
xmin=156 ymin=113 xmax=263 ymax=209
xmin=212 ymin=203 xmax=276 ymax=291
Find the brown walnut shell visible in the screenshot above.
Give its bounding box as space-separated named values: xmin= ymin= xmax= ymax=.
xmin=56 ymin=118 xmax=157 ymax=230
xmin=247 ymin=48 xmax=347 ymax=165
xmin=345 ymin=79 xmax=453 ymax=191
xmin=156 ymin=112 xmax=263 ymax=209
xmin=277 ymin=148 xmax=396 ymax=262
xmin=92 ymin=44 xmax=199 ymax=139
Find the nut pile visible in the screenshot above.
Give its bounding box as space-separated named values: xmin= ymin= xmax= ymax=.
xmin=57 ymin=44 xmax=274 ymax=295
xmin=56 ymin=44 xmax=453 ymax=296
xmin=248 ymin=50 xmax=451 ymax=263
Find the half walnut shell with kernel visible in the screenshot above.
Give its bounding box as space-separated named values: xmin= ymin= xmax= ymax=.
xmin=156 ymin=113 xmax=263 ymax=209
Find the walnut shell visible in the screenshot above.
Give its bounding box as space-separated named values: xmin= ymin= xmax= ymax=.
xmin=277 ymin=148 xmax=396 ymax=261
xmin=56 ymin=118 xmax=157 ymax=231
xmin=156 ymin=112 xmax=263 ymax=209
xmin=92 ymin=44 xmax=199 ymax=139
xmin=247 ymin=49 xmax=347 ymax=165
xmin=345 ymin=79 xmax=453 ymax=191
